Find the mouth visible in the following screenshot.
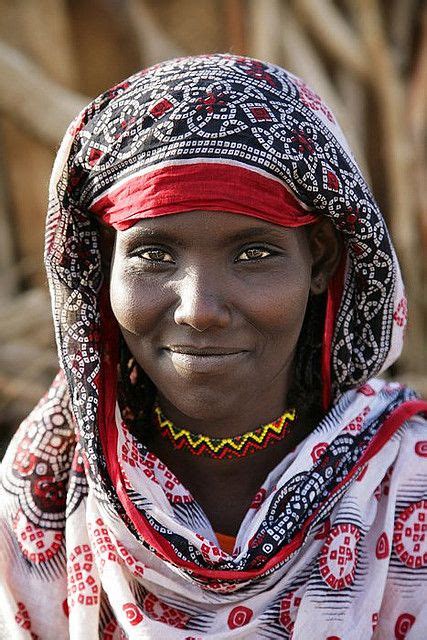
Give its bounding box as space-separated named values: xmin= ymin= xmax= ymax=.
xmin=163 ymin=345 xmax=250 ymax=374
xmin=165 ymin=345 xmax=247 ymax=356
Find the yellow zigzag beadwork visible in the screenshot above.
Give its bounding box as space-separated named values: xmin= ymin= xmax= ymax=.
xmin=154 ymin=405 xmax=297 ymax=460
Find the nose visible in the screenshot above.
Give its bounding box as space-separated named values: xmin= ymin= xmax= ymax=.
xmin=173 ymin=271 xmax=231 ymax=331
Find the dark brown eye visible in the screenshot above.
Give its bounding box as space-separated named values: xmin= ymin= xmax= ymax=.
xmin=138 ymin=248 xmax=174 ymax=263
xmin=237 ymin=247 xmax=273 ymax=261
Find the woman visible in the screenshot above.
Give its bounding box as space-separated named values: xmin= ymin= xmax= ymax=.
xmin=0 ymin=54 xmax=426 ymax=639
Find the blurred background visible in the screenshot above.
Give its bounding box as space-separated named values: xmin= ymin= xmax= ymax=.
xmin=0 ymin=0 xmax=426 ymax=455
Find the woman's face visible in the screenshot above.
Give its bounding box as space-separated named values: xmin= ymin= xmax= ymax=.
xmin=110 ymin=211 xmax=333 ymax=423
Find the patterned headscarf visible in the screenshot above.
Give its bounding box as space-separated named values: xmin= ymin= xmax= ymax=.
xmin=49 ymin=53 xmax=406 ymax=411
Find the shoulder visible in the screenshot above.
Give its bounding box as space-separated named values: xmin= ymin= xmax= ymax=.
xmin=1 ymin=370 xmax=77 ymax=506
xmin=393 ymin=409 xmax=427 ymax=477
xmin=2 ymin=370 xmax=75 ymax=464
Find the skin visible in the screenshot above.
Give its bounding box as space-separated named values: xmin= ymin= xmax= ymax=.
xmin=109 ymin=210 xmax=341 ymax=534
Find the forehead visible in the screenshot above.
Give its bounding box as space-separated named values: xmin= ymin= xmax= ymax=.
xmin=116 ymin=210 xmax=302 ymax=246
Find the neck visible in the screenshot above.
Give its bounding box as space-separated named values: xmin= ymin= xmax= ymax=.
xmin=156 ymin=388 xmax=294 ymax=442
xmin=144 ymin=406 xmax=315 ymax=535
xmin=148 ymin=391 xmax=318 ymax=483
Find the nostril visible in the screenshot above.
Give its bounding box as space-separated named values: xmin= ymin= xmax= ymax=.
xmin=173 ymin=291 xmax=231 ymax=331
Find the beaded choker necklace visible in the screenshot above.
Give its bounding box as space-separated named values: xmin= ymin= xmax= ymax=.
xmin=153 ymin=404 xmax=297 ymax=460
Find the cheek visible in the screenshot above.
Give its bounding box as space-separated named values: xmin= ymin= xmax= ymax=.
xmin=249 ymin=268 xmax=311 ymax=338
xmin=109 ymin=270 xmax=168 ymax=335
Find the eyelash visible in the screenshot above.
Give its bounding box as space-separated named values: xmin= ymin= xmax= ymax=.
xmin=235 ymin=246 xmax=276 ymax=262
xmin=134 ymin=248 xmax=174 ymax=263
xmin=130 ymin=245 xmax=278 ymax=265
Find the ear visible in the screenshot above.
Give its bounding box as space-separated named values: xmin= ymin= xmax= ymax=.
xmin=307 ymin=218 xmax=342 ymax=295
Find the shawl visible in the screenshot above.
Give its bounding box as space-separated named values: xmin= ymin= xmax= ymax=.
xmin=1 ymin=54 xmax=426 ymax=640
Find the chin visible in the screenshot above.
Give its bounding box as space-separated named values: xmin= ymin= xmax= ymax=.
xmin=162 ymin=385 xmax=239 ymax=422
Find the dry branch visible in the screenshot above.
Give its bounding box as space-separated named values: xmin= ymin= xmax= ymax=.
xmin=390 ymin=0 xmax=419 ymax=71
xmin=407 ymin=6 xmax=427 ymax=147
xmin=335 ymin=70 xmax=366 ymax=161
xmin=0 ymin=148 xmax=17 ymax=298
xmin=248 ymin=0 xmax=283 ymax=63
xmin=127 ymin=0 xmax=184 ymax=66
xmin=18 ymin=0 xmax=78 ymax=88
xmin=406 ymin=5 xmax=427 ymax=319
xmin=224 ymin=0 xmax=247 ymax=54
xmin=0 ymin=40 xmax=87 ymax=146
xmin=291 ymin=0 xmax=368 ymax=80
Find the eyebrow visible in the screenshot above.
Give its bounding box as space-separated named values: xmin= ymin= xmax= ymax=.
xmin=123 ymin=227 xmax=186 ymax=247
xmin=123 ymin=224 xmax=290 ymax=246
xmin=224 ymin=227 xmax=290 ymax=243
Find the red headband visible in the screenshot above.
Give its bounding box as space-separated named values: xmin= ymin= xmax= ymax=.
xmin=89 ymin=161 xmax=317 ymax=230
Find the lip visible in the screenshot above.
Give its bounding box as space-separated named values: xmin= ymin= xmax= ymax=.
xmin=164 ymin=346 xmax=249 ymax=374
xmin=166 ymin=345 xmax=247 ymax=356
